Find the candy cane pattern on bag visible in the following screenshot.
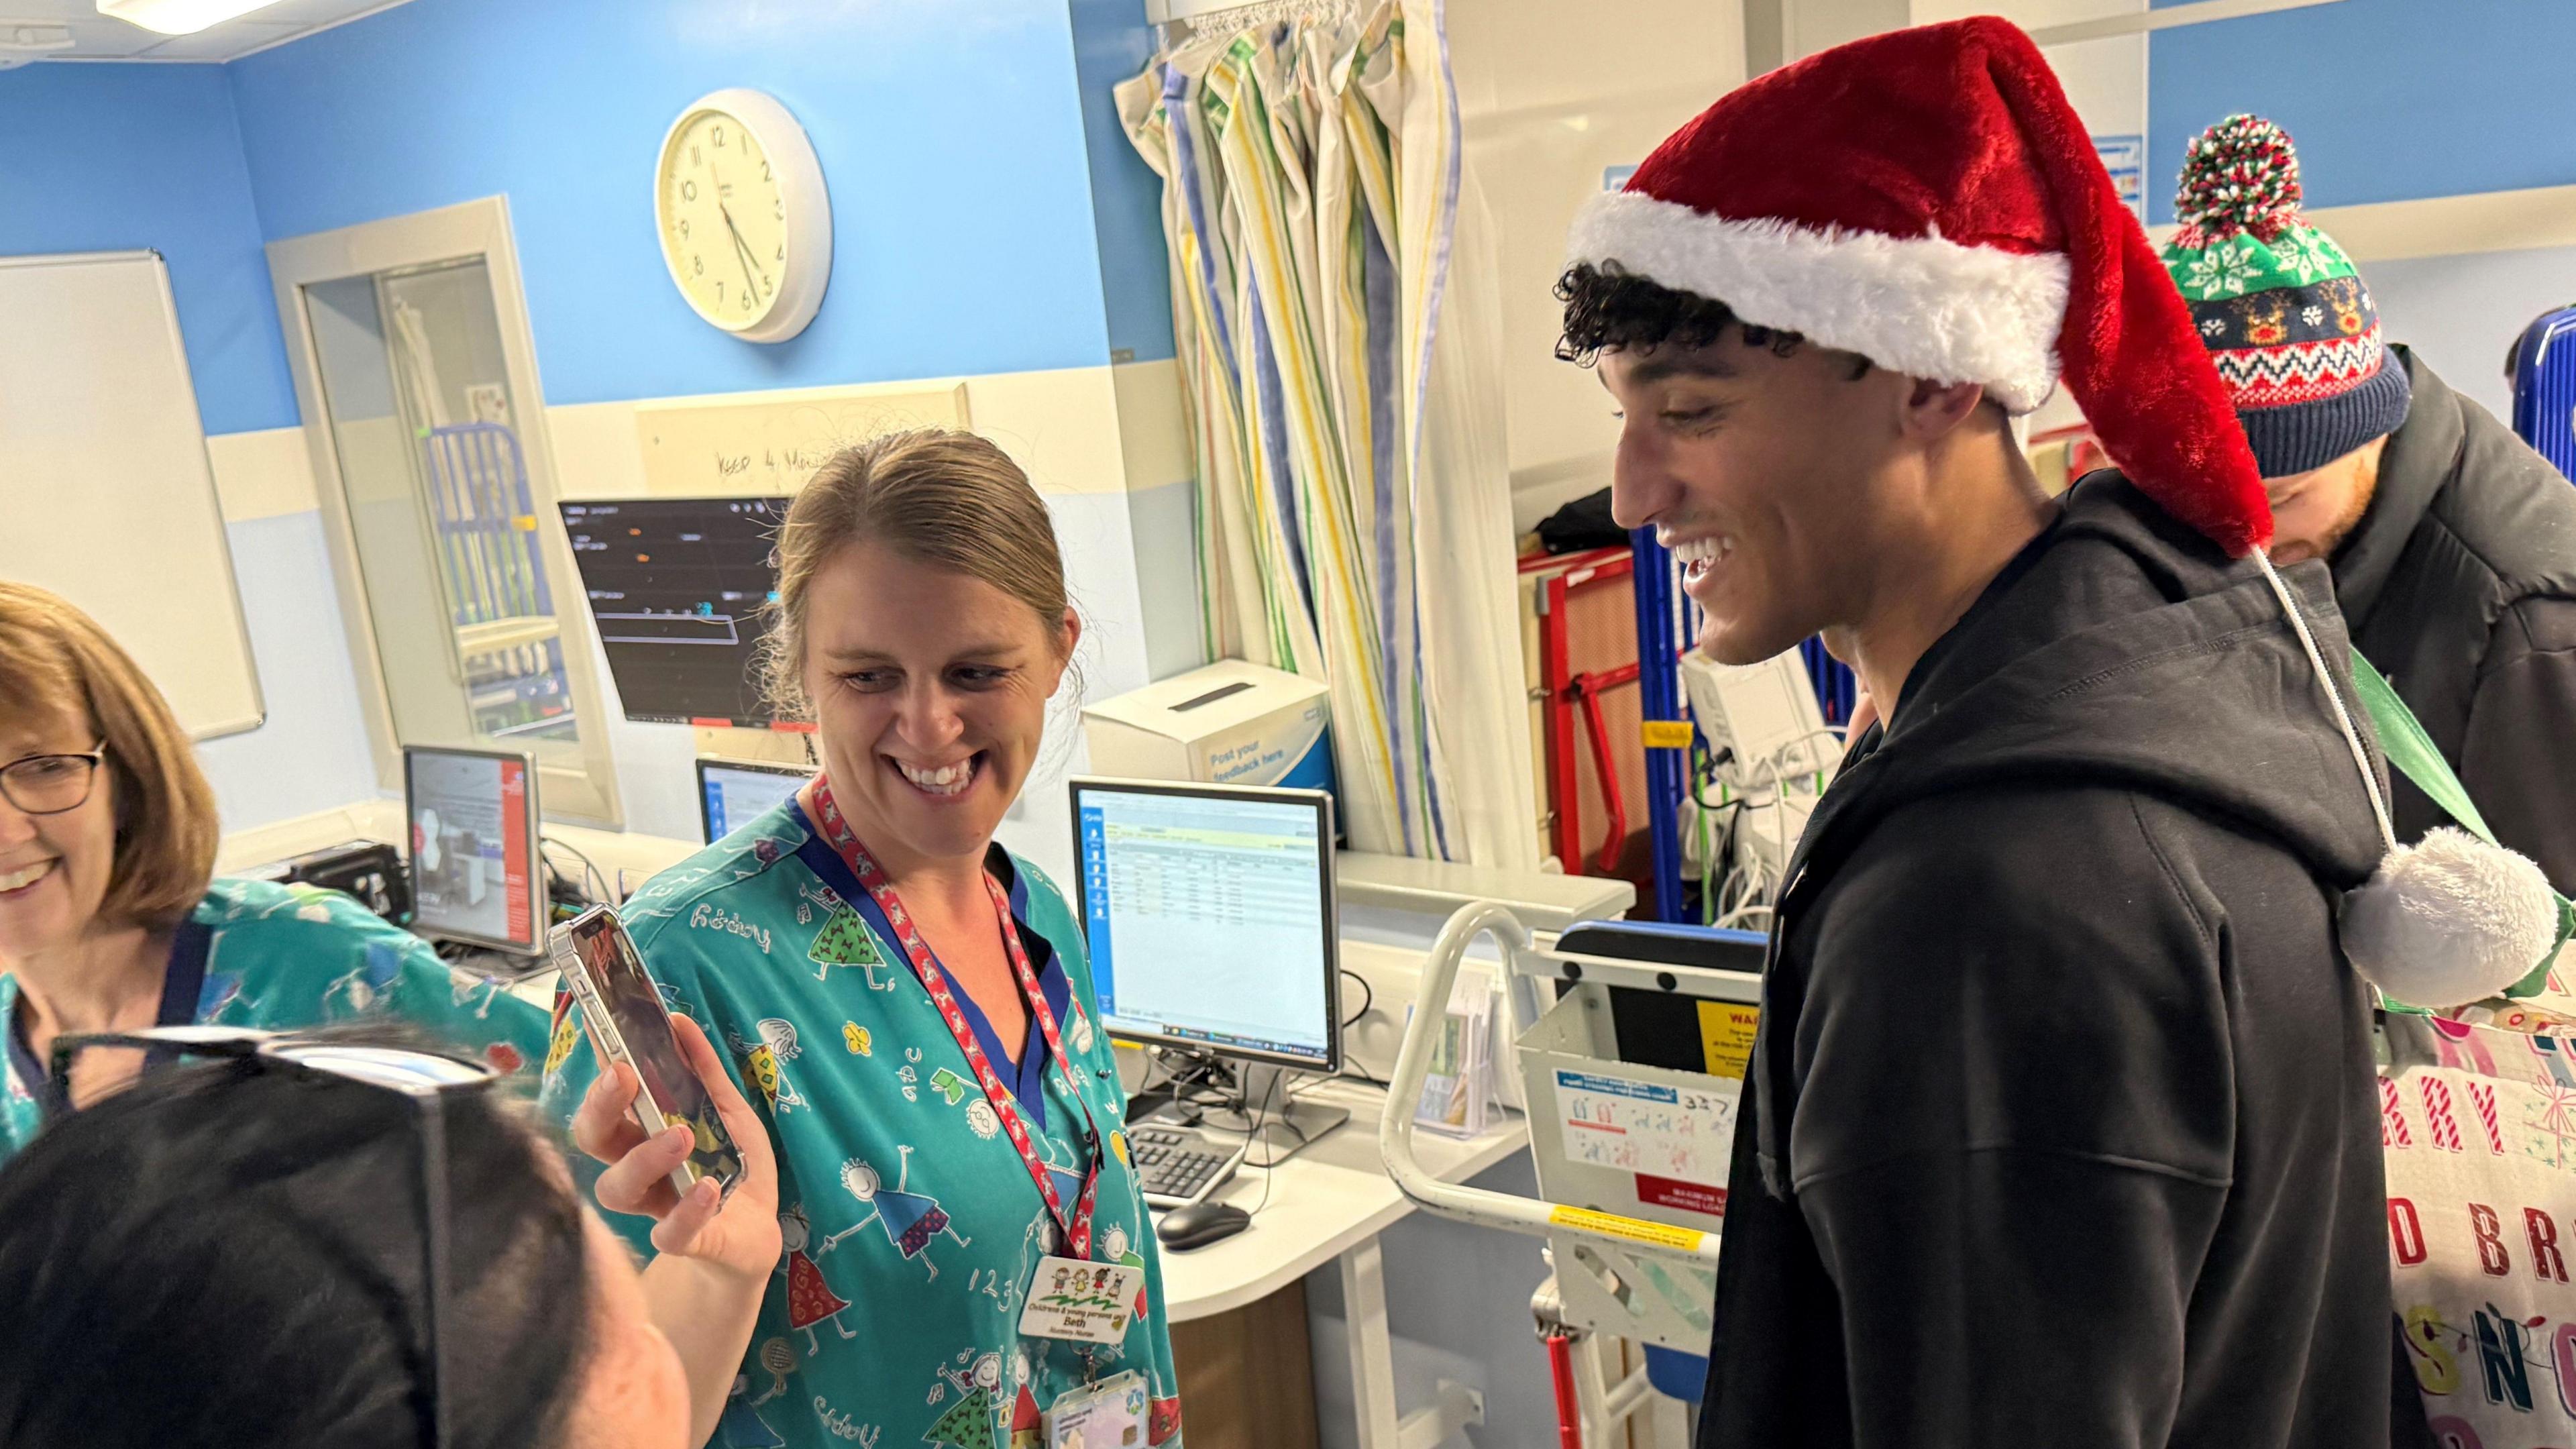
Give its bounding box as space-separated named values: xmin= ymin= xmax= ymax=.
xmin=2380 ymin=1075 xmax=2414 ymax=1148
xmin=2421 ymin=1077 xmax=2464 ymax=1153
xmin=2467 ymin=1080 xmax=2506 ymax=1155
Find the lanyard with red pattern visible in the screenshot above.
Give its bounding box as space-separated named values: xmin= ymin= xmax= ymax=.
xmin=808 ymin=775 xmax=1103 ymax=1258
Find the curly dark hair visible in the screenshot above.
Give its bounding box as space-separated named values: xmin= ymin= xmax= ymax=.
xmin=1555 ymin=262 xmax=1868 ymax=380
xmin=0 ymin=1028 xmax=592 ymax=1449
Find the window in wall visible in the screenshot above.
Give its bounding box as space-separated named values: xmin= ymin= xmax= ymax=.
xmin=273 ymin=201 xmax=621 ymax=824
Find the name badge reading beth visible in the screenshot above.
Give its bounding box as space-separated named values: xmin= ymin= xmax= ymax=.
xmin=1019 ymin=1255 xmax=1144 ymax=1344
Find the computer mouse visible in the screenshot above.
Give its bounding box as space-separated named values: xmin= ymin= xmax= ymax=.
xmin=1154 ymin=1201 xmax=1251 ymax=1252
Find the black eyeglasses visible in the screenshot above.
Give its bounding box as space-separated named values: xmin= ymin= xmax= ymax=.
xmin=0 ymin=743 xmax=106 ymax=816
xmin=49 ymin=1027 xmax=500 ymax=1449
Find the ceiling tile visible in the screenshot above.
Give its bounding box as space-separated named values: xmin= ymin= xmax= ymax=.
xmin=26 ymin=15 xmax=164 ymax=58
xmin=131 ymin=17 xmax=299 ymax=57
xmin=229 ymin=0 xmax=398 ymax=28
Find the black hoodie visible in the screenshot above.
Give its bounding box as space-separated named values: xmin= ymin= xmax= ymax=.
xmin=2334 ymin=350 xmax=2576 ymax=891
xmin=1697 ymin=474 xmax=2402 ymax=1448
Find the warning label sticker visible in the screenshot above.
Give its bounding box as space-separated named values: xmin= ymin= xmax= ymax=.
xmin=1696 ymin=1002 xmax=1759 ymax=1079
xmin=1637 ymin=1173 xmax=1728 ymax=1218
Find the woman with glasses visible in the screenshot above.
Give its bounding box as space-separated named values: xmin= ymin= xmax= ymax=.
xmin=0 ymin=1022 xmax=760 ymax=1448
xmin=0 ymin=582 xmax=549 ymax=1158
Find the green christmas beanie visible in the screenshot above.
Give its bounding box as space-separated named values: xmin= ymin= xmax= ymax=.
xmin=2157 ymin=114 xmax=2412 ymax=476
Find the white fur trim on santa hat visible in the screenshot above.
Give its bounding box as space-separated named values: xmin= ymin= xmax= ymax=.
xmin=1568 ymin=191 xmax=2072 ymax=413
xmin=2341 ymin=827 xmax=2561 ymax=1009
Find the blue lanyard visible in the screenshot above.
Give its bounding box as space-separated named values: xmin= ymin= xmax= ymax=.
xmin=789 ymin=809 xmax=1082 ymax=1125
xmin=9 ymin=918 xmax=211 ymax=1121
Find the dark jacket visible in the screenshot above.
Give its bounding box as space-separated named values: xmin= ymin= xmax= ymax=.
xmin=1699 ymin=476 xmax=2399 ymax=1448
xmin=2337 ymin=349 xmax=2576 ymax=890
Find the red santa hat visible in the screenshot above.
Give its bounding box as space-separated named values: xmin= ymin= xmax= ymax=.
xmin=1568 ymin=14 xmax=2270 ymax=557
xmin=1569 ymin=15 xmax=2561 ymax=1005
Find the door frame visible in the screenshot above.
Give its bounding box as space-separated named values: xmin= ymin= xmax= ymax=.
xmin=266 ymin=195 xmax=625 ymax=827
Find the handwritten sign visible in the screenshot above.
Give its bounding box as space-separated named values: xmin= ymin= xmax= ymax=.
xmin=1555 ymin=1069 xmax=1737 ymax=1189
xmin=633 ymin=383 xmax=969 ymax=498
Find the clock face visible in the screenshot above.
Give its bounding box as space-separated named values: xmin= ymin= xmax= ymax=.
xmin=657 ymin=107 xmax=791 ymax=331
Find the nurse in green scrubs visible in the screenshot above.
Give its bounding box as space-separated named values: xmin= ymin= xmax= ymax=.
xmin=552 ymin=429 xmax=1184 ymax=1449
xmin=0 ymin=583 xmax=548 ymax=1154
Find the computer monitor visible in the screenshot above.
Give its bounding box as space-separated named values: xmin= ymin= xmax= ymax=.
xmin=1681 ymin=646 xmax=1835 ymax=789
xmin=557 ymin=496 xmax=790 ymax=728
xmin=1069 ymin=777 xmax=1340 ymax=1075
xmin=402 ymin=745 xmax=544 ymax=957
xmin=697 ymin=757 xmax=808 ymax=844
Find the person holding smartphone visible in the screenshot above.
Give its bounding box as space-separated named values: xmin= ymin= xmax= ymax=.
xmin=551 ymin=429 xmax=1184 ymax=1449
xmin=0 ymin=1024 xmax=722 ymax=1449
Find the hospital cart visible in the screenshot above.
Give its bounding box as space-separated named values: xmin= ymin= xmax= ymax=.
xmin=1381 ymin=902 xmax=1761 ymax=1448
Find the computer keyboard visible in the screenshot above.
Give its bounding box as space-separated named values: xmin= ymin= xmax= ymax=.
xmin=1128 ymin=1122 xmax=1246 ymax=1208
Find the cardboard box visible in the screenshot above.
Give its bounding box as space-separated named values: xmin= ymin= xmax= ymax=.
xmin=1080 ymin=659 xmax=1338 ymax=796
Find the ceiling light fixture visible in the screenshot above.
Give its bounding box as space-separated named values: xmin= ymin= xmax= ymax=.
xmin=95 ymin=0 xmax=288 ymax=36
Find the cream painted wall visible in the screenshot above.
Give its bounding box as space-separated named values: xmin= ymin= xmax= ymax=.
xmin=205 ymin=427 xmax=320 ymax=521
xmin=1447 ymin=0 xmax=1748 ymax=535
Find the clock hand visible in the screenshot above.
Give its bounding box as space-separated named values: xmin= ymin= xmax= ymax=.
xmin=708 ymin=160 xmax=770 ymax=293
xmin=716 ymin=201 xmax=771 ymax=297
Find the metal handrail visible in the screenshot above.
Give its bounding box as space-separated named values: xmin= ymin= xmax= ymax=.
xmin=1377 ymin=901 xmax=1725 ymax=1265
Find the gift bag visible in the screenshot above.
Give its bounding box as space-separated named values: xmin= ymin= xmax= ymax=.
xmin=2383 ymin=1010 xmax=2576 ymax=1445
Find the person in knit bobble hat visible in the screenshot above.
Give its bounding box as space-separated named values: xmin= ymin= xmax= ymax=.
xmin=2164 ymin=115 xmax=2576 ymax=892
xmin=1554 ymin=18 xmax=2507 ymax=1448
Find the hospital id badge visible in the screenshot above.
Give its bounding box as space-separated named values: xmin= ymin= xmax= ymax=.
xmin=1046 ymin=1371 xmax=1146 ymax=1449
xmin=1019 ymin=1255 xmax=1144 ymax=1344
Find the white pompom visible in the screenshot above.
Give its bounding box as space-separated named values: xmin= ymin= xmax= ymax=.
xmin=2341 ymin=826 xmax=2561 ymax=1008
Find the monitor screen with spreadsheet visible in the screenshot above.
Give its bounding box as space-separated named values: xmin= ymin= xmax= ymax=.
xmin=1068 ymin=777 xmax=1339 ymax=1071
xmin=557 ymin=497 xmax=788 ymax=727
xmin=696 ymin=758 xmax=808 ymax=844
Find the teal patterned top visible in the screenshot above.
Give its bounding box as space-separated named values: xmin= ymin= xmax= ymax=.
xmin=1 ymin=877 xmax=552 ymax=1161
xmin=539 ymin=800 xmax=1184 ymax=1449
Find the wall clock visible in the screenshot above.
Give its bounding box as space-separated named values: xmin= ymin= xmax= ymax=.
xmin=655 ymin=89 xmax=831 ymax=343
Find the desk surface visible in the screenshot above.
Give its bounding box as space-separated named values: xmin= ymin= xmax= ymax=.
xmin=1155 ymin=1080 xmax=1528 ymax=1323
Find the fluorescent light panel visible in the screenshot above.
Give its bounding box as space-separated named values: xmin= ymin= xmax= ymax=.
xmin=96 ymin=0 xmax=288 ymax=36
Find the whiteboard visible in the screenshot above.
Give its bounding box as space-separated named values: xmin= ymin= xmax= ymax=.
xmin=0 ymin=252 xmax=264 ymax=739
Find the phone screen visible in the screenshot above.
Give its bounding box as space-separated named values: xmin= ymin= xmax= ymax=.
xmin=563 ymin=908 xmax=743 ymax=1194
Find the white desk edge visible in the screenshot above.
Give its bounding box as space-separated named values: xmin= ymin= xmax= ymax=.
xmin=1154 ymin=1079 xmax=1528 ymax=1322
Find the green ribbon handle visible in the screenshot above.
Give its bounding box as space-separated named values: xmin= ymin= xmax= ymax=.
xmin=2349 ymin=646 xmax=2575 ymax=999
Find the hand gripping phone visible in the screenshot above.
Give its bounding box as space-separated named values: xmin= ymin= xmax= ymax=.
xmin=549 ymin=905 xmax=743 ymax=1201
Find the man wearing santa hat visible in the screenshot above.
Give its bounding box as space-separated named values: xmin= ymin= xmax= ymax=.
xmin=1558 ymin=15 xmax=2551 ymax=1447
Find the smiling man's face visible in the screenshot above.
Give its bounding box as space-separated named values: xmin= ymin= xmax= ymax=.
xmin=1601 ymin=330 xmax=1918 ymax=663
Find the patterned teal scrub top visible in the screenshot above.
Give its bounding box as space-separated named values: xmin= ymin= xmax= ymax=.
xmin=1 ymin=877 xmax=552 ymax=1160
xmin=539 ymin=798 xmax=1185 ymax=1449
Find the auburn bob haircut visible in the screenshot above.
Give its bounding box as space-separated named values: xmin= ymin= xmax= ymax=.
xmin=0 ymin=582 xmax=219 ymax=930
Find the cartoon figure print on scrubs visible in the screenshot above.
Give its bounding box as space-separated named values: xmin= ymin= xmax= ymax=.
xmin=0 ymin=583 xmax=549 ymax=1153
xmin=547 ymin=430 xmax=1185 ymax=1449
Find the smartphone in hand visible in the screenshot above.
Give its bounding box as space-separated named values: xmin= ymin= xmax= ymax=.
xmin=549 ymin=905 xmax=743 ymax=1201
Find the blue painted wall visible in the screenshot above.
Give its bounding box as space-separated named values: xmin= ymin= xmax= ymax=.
xmin=1067 ymin=0 xmax=1179 ymax=363
xmin=226 ymin=0 xmax=1121 ymax=407
xmin=0 ymin=64 xmax=297 ymax=435
xmin=2149 ymin=0 xmax=2576 ymax=223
